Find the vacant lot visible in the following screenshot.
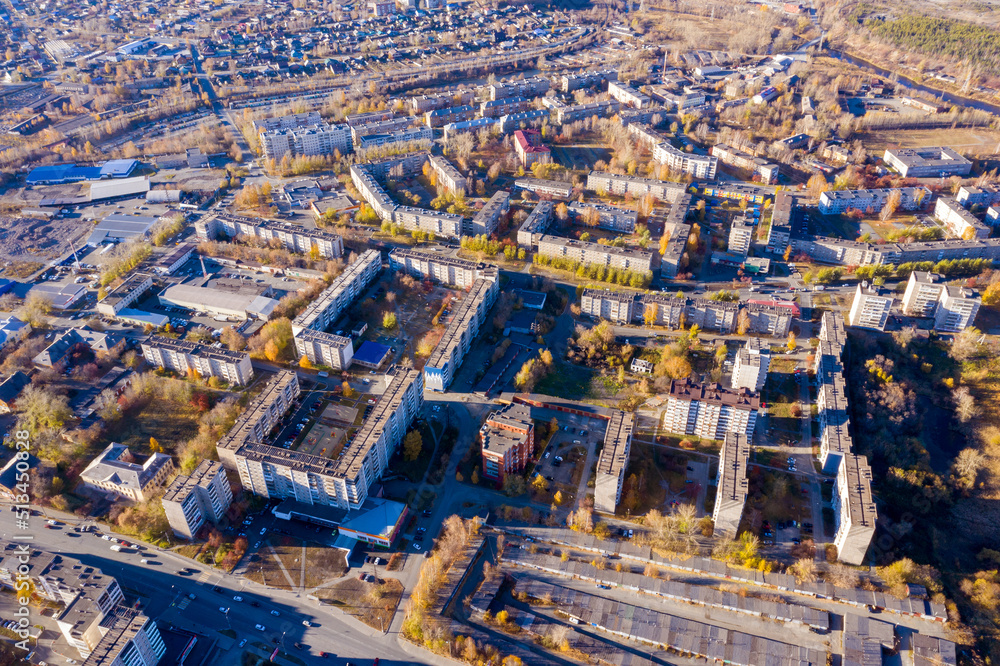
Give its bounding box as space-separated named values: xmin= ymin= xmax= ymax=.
xmin=858 ymin=127 xmax=1000 ymax=155
xmin=314 ymin=577 xmax=404 ymax=631
xmin=105 ymin=398 xmax=202 ymax=454
xmin=245 ymin=537 xmax=348 ymax=591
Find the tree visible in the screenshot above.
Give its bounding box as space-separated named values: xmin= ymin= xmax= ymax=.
xmin=736 ymin=309 xmax=751 ymax=335
xmin=149 ymin=437 xmax=163 ymax=453
xmin=953 ymin=387 xmax=978 ymax=423
xmin=403 ymin=430 xmax=423 ymax=461
xmin=299 ymin=355 xmax=313 ymax=370
xmin=656 ymin=354 xmax=692 ymax=379
xmin=341 ymin=382 xmax=355 ymax=399
xmin=881 ymin=189 xmax=902 ymax=221
xmin=949 ymin=326 xmax=982 ymax=361
xmin=786 ymin=332 xmax=797 ymax=351
xmin=807 ymin=173 xmax=829 ymax=198
xmin=953 ymin=447 xmax=985 ymax=480
xmin=16 ymin=386 xmax=71 ymax=435
xmin=553 ymin=490 xmax=564 ymax=505
xmin=788 ymin=557 xmax=816 ymax=583
xmin=502 ymin=474 xmax=526 ymax=496
xmin=531 ymin=474 xmax=549 ymax=493
xmin=382 ymin=312 xmax=397 ymax=329
xmin=471 ymin=468 xmax=479 ymax=485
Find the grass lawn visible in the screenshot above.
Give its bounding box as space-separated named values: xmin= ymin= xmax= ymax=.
xmin=535 ymin=361 xmax=594 ymax=400
xmin=105 ymin=399 xmax=201 ymax=454
xmin=314 ymin=577 xmax=404 ymax=632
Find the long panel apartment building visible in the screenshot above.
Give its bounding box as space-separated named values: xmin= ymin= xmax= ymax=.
xmin=594 ymin=410 xmax=634 ymax=514
xmin=664 ymin=378 xmax=759 ymax=440
xmin=197 ymin=213 xmax=344 ymax=259
xmin=489 ymin=76 xmax=550 ymax=100
xmin=818 ymin=187 xmax=930 ymax=215
xmin=712 ymin=432 xmax=750 ymax=537
xmin=471 ymin=191 xmax=511 ymax=237
xmin=291 ymin=249 xmax=381 ymax=336
xmin=567 ymin=201 xmax=638 ymax=232
xmin=516 ymin=201 xmax=554 ymax=248
xmin=218 ymin=368 xmax=423 ymax=510
xmin=536 ymin=235 xmax=654 ymax=273
xmin=586 ymin=171 xmax=687 ymax=203
xmin=934 ymin=197 xmax=990 ymax=240
xmin=561 ymin=69 xmax=617 ymax=92
xmin=294 ymin=329 xmax=354 ymax=370
xmin=259 ymin=123 xmax=353 ymax=160
xmin=427 ymin=154 xmax=468 ymax=194
xmin=162 ymin=460 xmax=233 ymax=540
xmin=710 ymin=144 xmax=779 ymax=184
xmin=629 ymin=125 xmax=718 ymax=179
xmin=389 ymin=248 xmax=491 ymax=288
xmin=141 ymin=335 xmax=254 ymax=386
xmin=424 ymin=271 xmax=499 ymax=391
xmin=901 ymin=271 xmax=982 ymax=332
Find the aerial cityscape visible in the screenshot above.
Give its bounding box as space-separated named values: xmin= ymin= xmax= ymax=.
xmin=1 ymin=0 xmax=999 ymax=664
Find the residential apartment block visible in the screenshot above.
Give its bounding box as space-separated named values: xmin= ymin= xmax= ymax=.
xmin=482 ymin=96 xmax=533 ymax=118
xmin=162 ymin=460 xmax=233 ymax=540
xmin=259 ymin=123 xmax=353 ymax=160
xmin=728 ymin=217 xmax=754 ymax=256
xmin=513 ymin=177 xmax=573 ymax=198
xmin=481 ymin=403 xmax=534 ymax=481
xmin=957 ymin=184 xmax=1000 ymax=209
xmin=567 ymin=201 xmax=638 ymax=232
xmin=731 ymin=338 xmax=769 ymax=392
xmin=472 ymin=191 xmax=511 ymax=237
xmin=424 ymin=105 xmax=476 ymax=128
xmin=424 ymin=270 xmax=500 ymax=391
xmin=489 ymin=76 xmax=550 ymax=100
xmin=356 ymin=125 xmax=433 ymax=151
xmin=934 ymin=197 xmax=990 ymax=240
xmin=219 ymin=368 xmax=423 ymax=510
xmin=936 ymin=285 xmax=982 ymax=333
xmin=848 ymin=283 xmax=892 ymax=330
xmin=513 ymin=129 xmax=551 ymax=168
xmin=293 ymin=329 xmax=354 ymax=370
xmin=710 ymin=144 xmax=779 ymax=184
xmin=594 ymin=410 xmax=634 ymax=514
xmin=817 ymin=187 xmax=929 ymax=215
xmin=665 ymin=379 xmax=760 ymax=440
xmin=552 ymin=100 xmax=620 ymax=124
xmin=427 ymin=154 xmax=468 ymax=194
xmin=79 ymin=608 xmax=166 ymax=666
xmin=712 ymin=432 xmax=750 ymax=536
xmin=516 ymin=201 xmax=554 ymax=248
xmin=535 ymin=235 xmax=654 ymax=274
xmin=586 ymin=170 xmax=687 ymax=203
xmin=653 ymin=197 xmax=693 ymax=278
xmin=628 ymin=125 xmax=718 ymax=179
xmin=291 ymin=249 xmax=381 ymax=336
xmin=80 ymin=443 xmax=174 ymax=502
xmin=197 ymin=213 xmax=344 ymax=259
xmin=765 ymin=191 xmax=793 ymax=254
xmin=561 ymin=69 xmax=617 ymax=92
xmin=883 ymin=146 xmax=972 ymax=178
xmin=608 ymin=81 xmax=651 ymax=108
xmin=389 ymin=248 xmax=489 ymax=288
xmin=141 ymin=336 xmax=253 ymax=386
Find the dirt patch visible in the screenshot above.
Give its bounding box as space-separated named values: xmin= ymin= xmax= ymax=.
xmin=0 ymin=213 xmax=95 ymax=263
xmin=314 ymin=576 xmax=404 ymax=632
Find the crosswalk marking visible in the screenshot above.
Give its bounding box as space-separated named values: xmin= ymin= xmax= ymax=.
xmin=197 ymin=571 xmax=213 ymax=583
xmin=176 ymin=597 xmax=191 ymax=610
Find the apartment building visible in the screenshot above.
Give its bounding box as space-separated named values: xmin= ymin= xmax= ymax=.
xmin=489 ymin=76 xmax=550 ymax=100
xmin=535 ymin=235 xmax=654 ymax=273
xmin=424 ymin=105 xmax=476 ymax=128
xmin=957 ymin=184 xmax=1000 ymax=209
xmin=389 ymin=248 xmax=492 ymax=289
xmin=291 ymin=249 xmax=381 ymax=335
xmin=497 ymin=109 xmax=550 ymax=133
xmin=639 ymin=292 xmax=687 ymax=328
xmin=516 ymin=200 xmax=554 ymax=248
xmin=568 ymin=201 xmax=638 ymax=232
xmin=731 ymin=338 xmax=769 ymax=392
xmin=350 ymin=164 xmax=400 ymax=221
xmin=936 ymin=285 xmax=982 ymax=333
xmin=259 ymin=123 xmax=353 ymax=160
xmin=80 ymin=443 xmax=174 ymax=502
xmin=934 ymin=197 xmax=990 ymax=240
xmin=513 ymin=129 xmax=551 ymax=168
xmin=442 ymin=117 xmax=495 ymax=141
xmin=427 ymin=154 xmax=467 ymax=194
xmin=818 ymin=187 xmax=930 ymax=215
xmin=594 ymin=410 xmax=634 ymax=514
xmin=608 ymin=81 xmax=651 ymax=108
xmin=513 ymin=177 xmax=573 ymax=198
xmin=410 ymin=91 xmax=476 ymax=113
xmin=217 ymin=370 xmax=300 ymax=470
xmin=710 ymin=144 xmax=779 ymax=184
xmin=394 ymin=205 xmax=465 ymax=238
xmin=712 ymin=432 xmax=750 ymax=537
xmin=765 ymin=191 xmax=793 ymax=254
xmin=141 ymin=336 xmax=253 ymax=386
xmin=482 ymin=96 xmax=532 ymax=118
xmin=553 ymin=100 xmax=620 ymax=124
xmin=154 ymin=243 xmax=196 ymax=276
xmin=848 ymin=283 xmax=892 ymax=330
xmin=901 ymin=271 xmax=945 ymax=316
xmin=745 ymin=302 xmax=794 ymax=337
xmin=0 ymin=549 xmax=123 ymax=616
xmin=162 ymin=460 xmax=233 ymax=540
xmin=197 ymin=213 xmax=344 ymax=259
xmin=424 ymin=272 xmax=499 ymax=391
xmin=561 ymin=69 xmax=617 ymax=92
xmin=883 ymin=146 xmax=972 ymax=178
xmin=480 ymin=403 xmax=534 ymax=481
xmin=96 ymin=271 xmax=153 ymax=316
xmin=628 ymin=125 xmax=717 ymax=179
xmin=653 ymin=197 xmax=693 ymax=278
xmin=293 ymin=329 xmax=354 ymax=370
xmin=221 ymin=368 xmax=422 ymax=510
xmin=701 ymin=182 xmax=772 ymax=205
xmin=833 ymin=454 xmax=878 ymax=565
xmin=252 ymin=112 xmax=323 ymax=133
xmin=350 ymin=117 xmax=413 ymax=142
xmin=728 ymin=217 xmax=754 ymax=256
xmin=581 ymin=288 xmax=636 ymax=323
xmin=665 ymin=378 xmax=759 ymax=439
xmin=79 ymin=608 xmax=166 ymax=666
xmin=356 ymin=125 xmax=433 ymax=151
xmin=686 ymin=298 xmax=739 ymax=333
xmin=586 ymin=170 xmax=687 ymax=203
xmin=471 ymin=191 xmax=511 ymax=237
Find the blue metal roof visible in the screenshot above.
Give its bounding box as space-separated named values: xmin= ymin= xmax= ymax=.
xmin=353 ymin=341 xmax=390 ymax=366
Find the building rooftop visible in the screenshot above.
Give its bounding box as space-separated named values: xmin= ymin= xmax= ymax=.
xmin=426 ymin=277 xmax=496 ymax=369
xmin=536 ymin=234 xmax=653 ymax=262
xmin=81 ymin=608 xmax=149 ymax=666
xmin=143 ymin=335 xmax=249 ymax=364
xmin=596 ymin=410 xmax=633 ymax=479
xmin=162 ymin=459 xmax=224 ymax=504
xmin=668 ymin=378 xmax=760 ymax=410
xmin=885 ymin=146 xmax=971 ymax=169
xmin=80 ymin=442 xmax=172 ymax=494
xmin=99 ymin=271 xmax=152 ymax=308
xmin=717 ymin=432 xmax=750 ymax=505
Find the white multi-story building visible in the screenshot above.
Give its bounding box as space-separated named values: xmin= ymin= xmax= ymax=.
xmin=536 ymin=235 xmax=654 ymax=274
xmin=934 ymin=197 xmax=990 ymax=240
xmin=489 ymin=76 xmax=550 ymax=100
xmin=608 ymin=81 xmax=651 ymax=108
xmin=427 ymin=154 xmax=467 ymax=194
xmin=197 ymin=214 xmax=344 ymax=259
xmin=293 ymin=329 xmax=354 ymax=370
xmin=259 ymin=124 xmax=353 ymax=160
xmin=424 ymin=271 xmax=499 ymax=392
xmin=561 ymin=69 xmax=617 ymax=92
xmin=580 ymin=288 xmax=636 ymax=324
xmin=710 ymin=144 xmax=779 ymax=184
xmin=389 ymin=248 xmax=489 ymax=288
xmin=356 ymin=125 xmax=433 ymax=151
xmin=79 ymin=609 xmax=166 ymax=666
xmin=818 ymin=187 xmax=930 ymax=215
xmin=935 ymin=285 xmax=981 ymax=333
xmin=731 ymin=338 xmax=769 ymax=392
xmin=80 ymin=443 xmax=174 ymax=503
xmin=516 ymin=201 xmax=554 ymax=248
xmin=728 ymin=217 xmax=754 ymax=256
xmin=901 ymin=271 xmax=945 ymax=317
xmin=594 ymin=411 xmax=634 ymax=514
xmin=847 ymin=283 xmax=892 ymax=331
xmin=471 ymin=191 xmax=510 ymax=237
xmin=712 ymin=432 xmax=750 ymax=537
xmin=291 ymin=249 xmax=381 ymax=336
xmin=162 ymin=460 xmax=233 ymax=540
xmin=832 ymin=454 xmax=877 ymax=566
xmin=664 ymin=378 xmax=759 ymax=440
xmin=629 ymin=125 xmax=718 ymax=179
xmin=96 ymin=271 xmax=154 ymax=316
xmin=567 ymin=201 xmax=638 ymax=232
xmin=141 ymin=336 xmax=254 ymax=386
xmin=586 ymin=170 xmax=687 ymax=203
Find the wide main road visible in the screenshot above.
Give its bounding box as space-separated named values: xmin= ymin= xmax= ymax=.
xmin=0 ymin=510 xmax=444 ymax=666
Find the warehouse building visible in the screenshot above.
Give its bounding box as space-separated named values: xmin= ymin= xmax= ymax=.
xmin=159 ymin=284 xmax=278 ymax=320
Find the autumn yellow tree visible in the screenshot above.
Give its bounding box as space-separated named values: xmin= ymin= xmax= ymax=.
xmin=299 ymin=355 xmax=313 ymax=370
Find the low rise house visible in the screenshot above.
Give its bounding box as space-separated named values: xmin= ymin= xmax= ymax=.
xmin=80 ymin=443 xmax=174 ymax=502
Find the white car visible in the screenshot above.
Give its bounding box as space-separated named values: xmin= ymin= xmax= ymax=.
xmin=233 ymin=596 xmax=243 ymax=602
xmin=302 ymin=620 xmax=312 ymax=627
xmin=220 ymin=607 xmax=229 ymax=614
xmin=255 ymin=624 xmax=266 ymax=631
xmin=260 ymin=528 xmax=267 ymax=536
xmin=413 ymin=544 xmax=421 ymax=551
xmin=270 ymin=610 xmax=280 ymax=617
